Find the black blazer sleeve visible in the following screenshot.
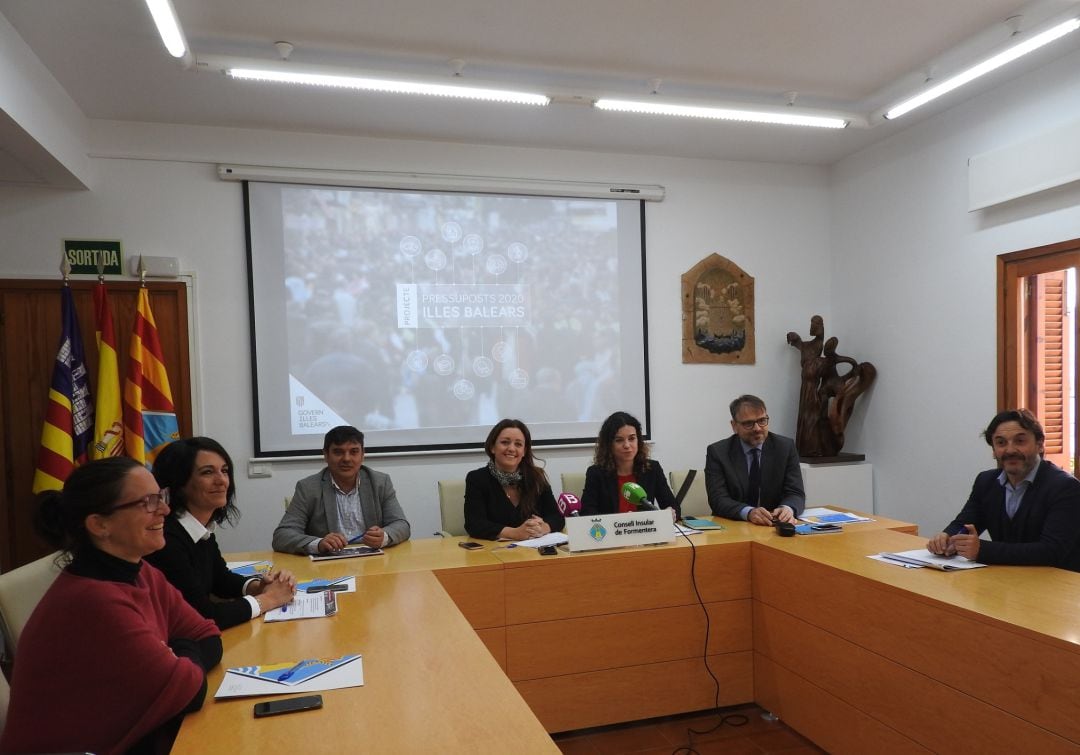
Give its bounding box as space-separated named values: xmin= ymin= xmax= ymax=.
xmin=537 ymin=483 xmax=566 ymax=534
xmin=704 ymin=438 xmax=746 ymax=519
xmin=146 ymin=518 xmax=254 ymax=630
xmin=770 ymin=435 xmax=806 ymax=517
xmin=580 ymin=465 xmax=612 ymax=516
xmin=463 ymin=468 xmax=510 ymax=540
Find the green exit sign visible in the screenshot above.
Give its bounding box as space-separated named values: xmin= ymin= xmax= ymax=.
xmin=63 ymin=239 xmax=123 ymax=275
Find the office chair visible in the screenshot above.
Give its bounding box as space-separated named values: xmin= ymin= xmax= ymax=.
xmin=0 ymin=552 xmax=63 ymax=659
xmin=436 ymin=480 xmax=467 ymax=537
xmin=559 ymin=472 xmax=586 ymax=499
xmin=669 ymin=470 xmax=711 ymax=518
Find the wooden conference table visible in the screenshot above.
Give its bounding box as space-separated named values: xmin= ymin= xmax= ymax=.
xmin=173 ymin=510 xmax=1080 ymax=753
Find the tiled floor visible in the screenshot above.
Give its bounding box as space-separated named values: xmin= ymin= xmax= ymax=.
xmin=551 ymin=705 xmax=826 ymax=754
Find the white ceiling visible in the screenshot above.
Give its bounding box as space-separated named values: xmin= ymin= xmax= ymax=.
xmin=2 ymin=0 xmax=1080 ymax=176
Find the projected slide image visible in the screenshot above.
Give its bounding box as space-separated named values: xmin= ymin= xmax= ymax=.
xmin=249 ymin=182 xmax=648 ymax=452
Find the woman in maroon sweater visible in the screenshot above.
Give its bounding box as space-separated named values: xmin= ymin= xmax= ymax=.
xmin=0 ymin=457 xmax=222 ymax=755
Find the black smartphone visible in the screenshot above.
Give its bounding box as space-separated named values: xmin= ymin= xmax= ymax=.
xmin=810 ymin=524 xmax=842 ymax=532
xmin=458 ymin=541 xmax=484 ymax=550
xmin=539 ymin=545 xmax=558 ymax=556
xmin=253 ymin=694 xmax=323 ymax=718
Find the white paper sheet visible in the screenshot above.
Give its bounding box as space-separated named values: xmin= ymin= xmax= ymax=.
xmin=215 ymin=655 xmax=364 ymax=698
xmin=513 ymin=532 xmax=570 ymax=548
xmin=871 ymin=549 xmax=986 ymax=571
xmin=264 ymin=590 xmax=338 ymax=622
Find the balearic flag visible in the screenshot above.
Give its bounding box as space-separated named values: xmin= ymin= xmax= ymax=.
xmin=91 ymin=281 xmax=124 ymax=458
xmin=123 ymin=287 xmax=179 ymax=465
xmin=32 ymin=287 xmax=94 ymax=492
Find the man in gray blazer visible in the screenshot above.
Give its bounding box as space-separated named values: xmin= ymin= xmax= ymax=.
xmin=705 ymin=395 xmax=805 ymax=525
xmin=272 ymin=426 xmax=411 ymax=554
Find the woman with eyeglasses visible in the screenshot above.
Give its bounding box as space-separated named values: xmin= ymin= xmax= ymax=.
xmin=580 ymin=411 xmax=678 ymax=517
xmin=464 ymin=419 xmax=565 ymax=540
xmin=1 ymin=457 xmax=222 ymax=755
xmin=147 ymin=437 xmax=296 ymax=629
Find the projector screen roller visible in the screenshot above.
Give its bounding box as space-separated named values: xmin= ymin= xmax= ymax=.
xmin=246 ymin=181 xmax=650 ymax=454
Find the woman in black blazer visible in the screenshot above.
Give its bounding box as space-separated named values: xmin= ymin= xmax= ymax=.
xmin=464 ymin=419 xmax=565 ymax=540
xmin=147 ymin=437 xmax=296 ymax=629
xmin=580 ymin=411 xmax=678 ymax=517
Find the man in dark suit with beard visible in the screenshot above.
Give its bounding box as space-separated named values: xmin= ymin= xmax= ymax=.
xmin=705 ymin=394 xmax=805 ymax=525
xmin=926 ymin=409 xmax=1080 ymax=571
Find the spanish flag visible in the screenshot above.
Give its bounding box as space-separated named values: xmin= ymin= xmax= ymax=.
xmin=123 ymin=287 xmax=179 ymax=466
xmin=90 ymin=281 xmax=124 ymax=458
xmin=32 ymin=287 xmax=95 ymax=493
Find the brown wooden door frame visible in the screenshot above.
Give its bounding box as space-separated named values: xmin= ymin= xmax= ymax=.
xmin=0 ymin=280 xmax=192 ymax=570
xmin=998 ymin=237 xmax=1080 ymax=475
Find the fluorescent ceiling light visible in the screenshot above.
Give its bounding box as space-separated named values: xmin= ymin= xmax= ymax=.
xmin=226 ymin=68 xmax=550 ymax=106
xmin=144 ymin=0 xmax=186 ymax=58
xmin=885 ymin=17 xmax=1080 ymax=120
xmin=594 ymin=99 xmax=848 ymax=129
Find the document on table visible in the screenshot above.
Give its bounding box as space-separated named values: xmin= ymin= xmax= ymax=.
xmin=225 ymin=560 xmax=272 ymax=577
xmin=514 ymin=532 xmax=570 ymax=548
xmin=871 ymin=549 xmax=986 ymax=571
xmin=801 ymin=507 xmax=873 ymax=524
xmin=674 ymin=523 xmax=704 ymax=536
xmin=215 ymin=653 xmax=364 ymax=698
xmin=264 ymin=590 xmax=338 ymax=621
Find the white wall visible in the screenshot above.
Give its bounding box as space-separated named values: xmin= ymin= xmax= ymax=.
xmin=0 ymin=11 xmax=91 ymax=188
xmin=831 ymin=44 xmax=1080 ymax=536
xmin=0 ymin=124 xmax=831 ymax=550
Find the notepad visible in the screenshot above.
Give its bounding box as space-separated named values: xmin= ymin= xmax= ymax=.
xmin=680 ymin=517 xmax=726 ymax=531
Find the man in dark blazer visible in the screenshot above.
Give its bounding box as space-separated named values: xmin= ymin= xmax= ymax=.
xmin=272 ymin=425 xmax=411 ymax=554
xmin=926 ymin=409 xmax=1080 ymax=571
xmin=705 ymin=395 xmax=805 ymax=525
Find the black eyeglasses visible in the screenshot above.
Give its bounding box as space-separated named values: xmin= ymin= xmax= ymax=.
xmin=109 ymin=489 xmax=170 ymax=514
xmin=736 ymin=416 xmax=769 ymax=430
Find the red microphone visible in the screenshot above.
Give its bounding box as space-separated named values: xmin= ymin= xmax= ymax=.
xmin=557 ymin=492 xmax=581 ymax=517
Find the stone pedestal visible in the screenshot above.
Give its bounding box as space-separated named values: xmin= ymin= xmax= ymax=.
xmin=799 ymin=459 xmax=874 ymax=513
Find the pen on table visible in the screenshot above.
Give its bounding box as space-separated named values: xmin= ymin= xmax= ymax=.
xmin=277 ymin=659 xmax=307 ymax=682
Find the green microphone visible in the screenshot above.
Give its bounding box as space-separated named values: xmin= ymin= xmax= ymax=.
xmin=620 ymin=482 xmax=655 ymax=510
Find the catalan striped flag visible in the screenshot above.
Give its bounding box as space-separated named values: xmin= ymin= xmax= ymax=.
xmin=31 ymin=287 xmax=95 ymax=493
xmin=123 ymin=287 xmax=179 ymax=466
xmin=90 ymin=281 xmax=124 ymax=459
